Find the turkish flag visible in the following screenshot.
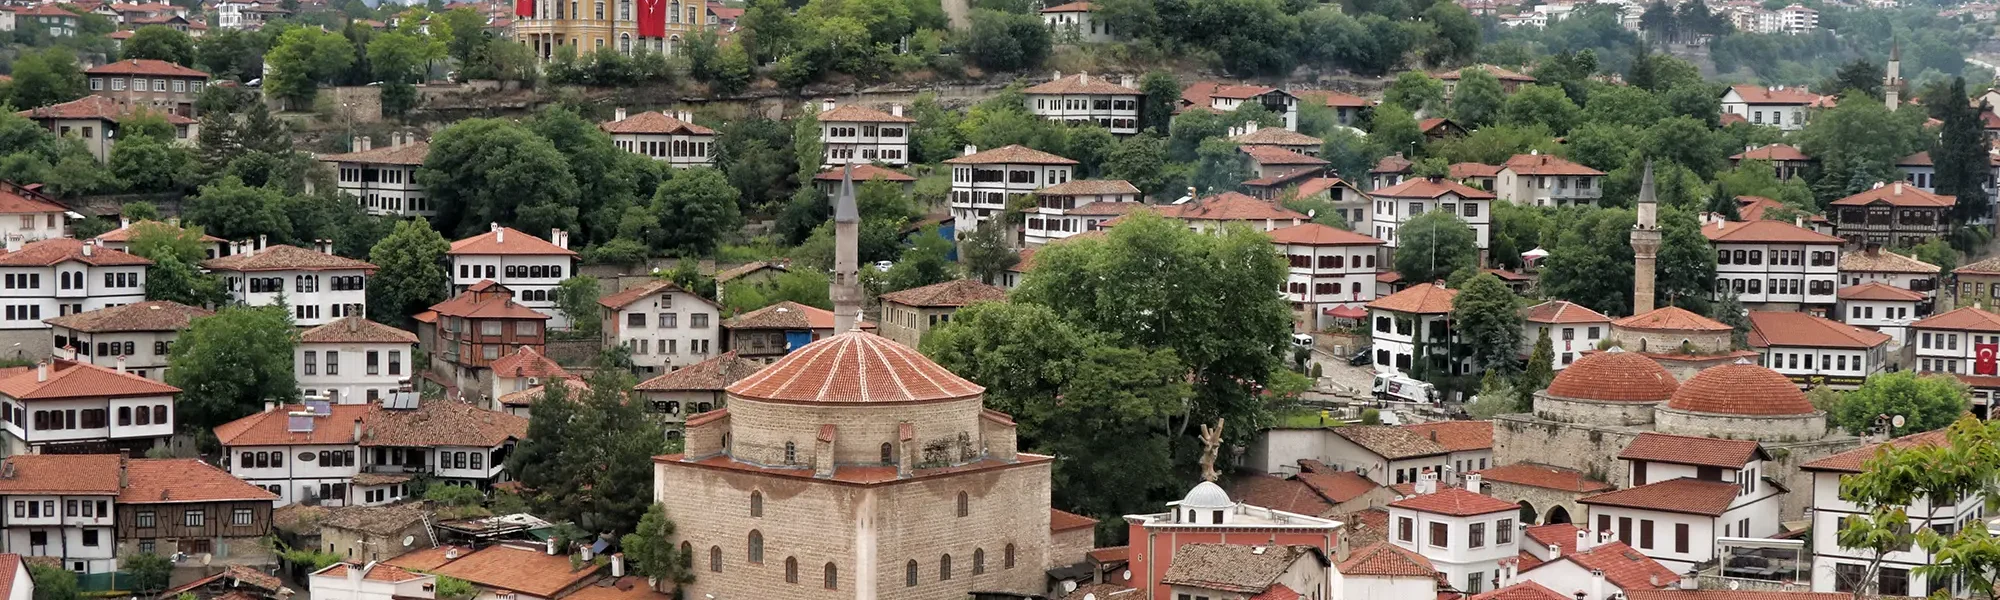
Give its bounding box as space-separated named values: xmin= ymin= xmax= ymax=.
xmin=1979 ymin=343 xmax=1998 ymax=376
xmin=636 ymin=0 xmax=666 ymax=38
xmin=515 ymin=0 xmax=532 ymax=17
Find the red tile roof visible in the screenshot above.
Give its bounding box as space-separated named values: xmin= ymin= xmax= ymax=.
xmin=945 ymin=144 xmax=1078 ymax=165
xmin=448 ymin=227 xmax=577 ymax=256
xmin=427 ymin=287 xmax=550 ymax=320
xmin=1298 ymin=90 xmax=1372 ymax=108
xmin=1373 ymin=154 xmax=1414 ymax=174
xmin=214 ymin=403 xmax=376 ymax=446
xmin=489 ymin=346 xmax=570 ymax=380
xmin=1579 ymin=477 xmax=1742 ymax=516
xmin=816 ymin=104 xmax=916 ymax=123
xmin=1699 ymin=219 xmax=1843 ymax=244
xmin=1025 ymin=73 xmax=1137 ymax=96
xmin=1522 ymin=300 xmax=1611 ymax=325
xmin=723 ymin=300 xmax=872 ymax=330
xmin=1336 ymin=542 xmax=1438 ymax=578
xmin=1181 ymin=82 xmax=1282 ymax=108
xmin=1332 ymin=425 xmax=1448 ymax=459
xmin=1898 ymin=151 xmax=1934 ymax=166
xmin=0 ymin=359 xmax=178 ymax=400
xmin=1727 ymin=84 xmax=1825 ymax=105
xmin=1836 ymin=282 xmax=1926 ymax=302
xmin=318 ymin=141 xmax=429 ymax=165
xmin=299 ymin=316 xmax=418 ymax=344
xmin=1372 ymin=177 xmax=1496 ymax=200
xmin=0 ymin=238 xmax=150 ymax=267
xmin=0 ymin=187 xmax=66 ymax=214
xmin=119 ymin=458 xmax=278 ymax=503
xmin=1619 ymin=432 xmax=1766 ymax=469
xmin=1234 ymin=127 xmax=1324 ymax=147
xmin=94 ymin=220 xmax=225 ymax=243
xmin=1747 ymin=311 xmax=1891 ymax=349
xmin=19 ymin=95 xmax=198 ymax=124
xmin=1525 ymin=523 xmax=1582 ymax=554
xmin=1474 ymin=464 xmax=1612 ymax=493
xmin=86 ymin=58 xmax=206 ymax=77
xmin=1540 ymin=541 xmax=1678 ymax=592
xmin=1840 ymin=249 xmax=1941 ymax=274
xmin=1830 ymin=182 xmax=1954 ymax=207
xmin=1155 ymin=192 xmax=1307 ymax=222
xmin=0 ymin=555 xmax=20 ymax=600
xmin=0 ymin=454 xmax=121 ymax=494
xmin=1401 ymin=421 xmax=1491 ymax=452
xmin=1913 ymin=306 xmax=2000 ymax=332
xmin=1501 ymin=153 xmax=1603 ymax=176
xmin=726 ymin=331 xmax=985 ymax=404
xmin=1241 ymin=145 xmax=1330 ymax=167
xmin=318 ymin=563 xmax=429 ymax=583
xmin=423 ymin=544 xmax=604 ymax=598
xmin=1545 ymin=351 xmax=1678 ymax=403
xmin=1611 ymin=306 xmax=1731 ymax=332
xmin=1450 ymin=163 xmax=1502 ymax=179
xmin=44 ymin=300 xmax=209 ymax=333
xmin=1227 ymin=473 xmax=1336 ymax=516
xmin=1266 ymin=223 xmax=1383 ymax=246
xmin=1388 ymin=487 xmax=1517 ymax=516
xmin=1730 ymin=144 xmax=1810 ymax=162
xmin=1732 ymin=196 xmax=1825 ymax=223
xmin=1292 ymin=177 xmax=1357 ymax=199
xmin=1039 ymin=1 xmax=1094 ymax=11
xmin=1667 ymin=364 xmax=1816 ymax=416
xmin=878 ymin=279 xmax=1008 ymax=307
xmin=1470 ymin=582 xmax=1568 ymax=600
xmin=596 ymin=280 xmax=711 ymax=311
xmin=1368 ymin=283 xmax=1456 ymax=314
xmin=1051 ymin=508 xmax=1098 ymax=532
xmin=634 ymin=351 xmax=762 ymax=392
xmin=202 ymin=244 xmax=374 ymax=272
xmin=1295 ymin=468 xmax=1383 ymax=504
xmin=1958 ymin=254 xmax=2000 ymax=275
xmin=598 ymin=111 xmax=713 ymax=135
xmin=1803 ymin=428 xmax=1950 ymax=473
xmin=812 ymin=164 xmax=915 ymax=183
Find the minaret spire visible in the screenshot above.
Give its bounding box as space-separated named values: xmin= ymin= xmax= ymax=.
xmin=1885 ymin=43 xmax=1903 ymax=110
xmin=1631 ymin=160 xmax=1662 ymax=315
xmin=832 ymin=165 xmax=862 ymax=333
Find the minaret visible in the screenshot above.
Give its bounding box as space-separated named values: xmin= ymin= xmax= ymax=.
xmin=1885 ymin=44 xmax=1903 ymax=110
xmin=1631 ymin=161 xmax=1661 ymax=315
xmin=832 ymin=165 xmax=862 ymax=333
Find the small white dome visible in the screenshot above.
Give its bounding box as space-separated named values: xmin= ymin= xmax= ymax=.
xmin=1179 ymin=481 xmax=1233 ymax=509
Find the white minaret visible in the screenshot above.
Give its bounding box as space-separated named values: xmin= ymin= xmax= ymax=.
xmin=1885 ymin=44 xmax=1903 ymax=110
xmin=832 ymin=165 xmax=861 ymax=333
xmin=1631 ymin=161 xmax=1661 ymax=315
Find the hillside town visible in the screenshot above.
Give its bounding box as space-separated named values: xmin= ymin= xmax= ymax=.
xmin=0 ymin=0 xmax=1993 ymax=596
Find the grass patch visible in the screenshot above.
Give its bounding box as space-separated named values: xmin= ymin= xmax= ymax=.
xmin=1273 ymin=408 xmax=1341 ymax=429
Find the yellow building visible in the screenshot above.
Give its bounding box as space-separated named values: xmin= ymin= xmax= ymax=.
xmin=513 ymin=0 xmax=707 ymax=59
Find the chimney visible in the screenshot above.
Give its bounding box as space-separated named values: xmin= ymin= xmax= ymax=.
xmin=678 ymin=111 xmax=693 ymax=122
xmin=1591 ymin=569 xmax=1606 ymax=600
xmin=1575 ymin=528 xmax=1594 ymax=552
xmin=614 ymin=107 xmax=627 ymax=121
xmin=1548 ymin=543 xmax=1561 ymax=559
xmin=821 ymin=98 xmax=836 ymax=112
xmin=1246 ymin=121 xmax=1259 ymax=134
xmin=890 ymin=104 xmax=904 ymax=118
xmin=496 ymin=227 xmax=505 ymax=243
xmin=257 ymin=234 xmax=267 ymax=250
xmin=352 ymin=417 xmax=362 ymax=442
xmin=36 ymin=362 xmax=46 ymax=383
xmin=1121 ymin=75 xmax=1136 ymax=88
xmin=114 ymin=356 xmax=125 ymax=373
xmin=550 ymin=229 xmax=567 ymax=250
xmin=119 ymin=215 xmax=130 ymax=229
xmin=265 ymin=401 xmax=275 ymax=413
xmin=1795 ymin=215 xmax=1804 ymax=228
xmin=581 ymin=546 xmax=594 ymax=562
xmin=1464 ymin=473 xmax=1482 ymax=492
xmin=546 ymin=537 xmax=558 ymax=555
xmin=351 ymin=135 xmax=364 ymax=152
xmin=317 ymin=239 xmax=333 ymax=254
xmin=962 ymin=145 xmax=978 ymax=157
xmin=81 ymin=242 xmax=92 ymax=257
xmin=347 ymin=561 xmax=363 ymax=586
xmin=4 ymin=235 xmax=19 ymax=253
xmin=1052 ymin=70 xmax=1063 ymax=80
xmin=1894 ymin=182 xmax=1905 ymax=195
xmin=611 ymin=553 xmax=625 ymax=577
xmin=361 ymin=136 xmax=372 ymax=151
xmin=1415 ymin=468 xmax=1437 ymax=495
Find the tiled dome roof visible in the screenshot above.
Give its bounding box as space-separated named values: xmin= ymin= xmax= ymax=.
xmin=725 ymin=330 xmax=984 ymax=403
xmin=1545 ymin=351 xmax=1678 ymax=403
xmin=1666 ymin=363 xmax=1814 ymax=416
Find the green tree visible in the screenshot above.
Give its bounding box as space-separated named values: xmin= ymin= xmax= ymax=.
xmin=8 ymin=49 xmax=87 ymax=108
xmin=108 ymin=115 xmax=196 ymax=193
xmin=1655 ymin=207 xmax=1717 ymax=313
xmin=1384 ymin=71 xmax=1446 ymax=115
xmin=1500 ymin=84 xmax=1582 ymax=135
xmin=264 ymin=27 xmax=356 ymax=107
xmin=183 ymin=176 xmax=289 ymax=241
xmin=1450 ymin=67 xmax=1506 ymax=128
xmin=1901 ymin=238 xmax=1958 ymax=275
xmin=1191 ymin=138 xmax=1250 ymax=195
xmin=128 ymin=222 xmax=228 ymax=307
xmin=366 ymin=219 xmax=450 ymax=328
xmin=29 ymin=563 xmax=78 ymax=600
xmin=1837 ymin=417 xmax=1999 ymax=600
xmin=1105 ymin=133 xmax=1172 ymax=199
xmin=556 ymin=276 xmax=602 ymax=337
xmin=1452 ymin=272 xmax=1523 ymax=375
xmin=1797 ymin=100 xmax=1927 ymax=206
xmin=505 ymin=369 xmax=665 ymax=535
xmin=1935 ymin=78 xmax=1992 ymax=225
xmin=367 ymin=31 xmax=434 ymax=83
xmin=959 ymin=225 xmax=1019 ymax=284
xmin=1831 ymin=372 xmax=1971 ymax=437
xmin=1539 ymin=207 xmax=1638 ymax=316
xmin=884 ymin=225 xmax=957 ymax=292
xmin=124 ymin=552 xmax=173 ymax=596
xmin=1709 ymin=290 xmax=1750 ymax=349
xmin=1393 ymin=211 xmax=1479 ymax=284
xmin=1821 ymin=58 xmax=1884 ymax=100
xmin=1517 ymin=329 xmax=1554 ymax=411
xmin=167 ymin=305 xmax=299 ymax=431
xmin=1168 ymin=109 xmax=1231 ymax=163
xmin=1420 ymin=3 xmax=1480 ymax=66
xmin=1369 ymin=103 xmax=1425 ymax=160
xmin=651 ymin=167 xmax=743 ymax=255
xmin=1138 ymin=70 xmax=1181 ymax=135
xmin=433 ymin=577 xmax=476 ymax=600
xmin=619 ymin=504 xmax=695 ymax=592
xmin=123 ymin=26 xmax=197 ymax=65
xmin=419 ymin=118 xmax=581 ymax=238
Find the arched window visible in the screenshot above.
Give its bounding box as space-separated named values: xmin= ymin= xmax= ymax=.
xmin=824 ymin=562 xmax=838 ymax=589
xmin=784 ymin=441 xmax=796 ymax=464
xmin=784 ymin=556 xmax=798 ymax=583
xmin=679 ymin=541 xmax=691 ymax=559
xmin=905 ymin=560 xmax=918 ymax=587
xmin=956 ymin=491 xmax=969 ymax=517
xmin=881 ymin=442 xmax=894 ymax=464
xmin=750 ymin=491 xmax=763 ymax=517
xmin=620 ymin=33 xmax=631 ymax=55
xmin=709 ymin=546 xmax=721 ymax=572
xmin=940 ymin=554 xmax=952 ymax=581
xmin=1004 ymin=544 xmax=1016 ymax=569
xmin=747 ymin=530 xmax=763 ymax=564
xmin=974 ymin=548 xmax=985 ymax=574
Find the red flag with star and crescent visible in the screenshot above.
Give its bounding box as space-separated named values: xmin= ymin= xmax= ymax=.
xmin=1978 ymin=343 xmax=1998 ymax=376
xmin=636 ymin=0 xmax=666 ymax=38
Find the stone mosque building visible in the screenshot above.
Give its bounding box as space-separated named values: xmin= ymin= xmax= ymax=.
xmin=651 ymin=167 xmax=1058 ymax=600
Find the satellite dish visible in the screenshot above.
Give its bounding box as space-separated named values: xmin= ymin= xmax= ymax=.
xmin=1061 ymin=581 xmax=1078 ymax=593
xmin=1728 ymin=581 xmax=1741 ymax=591
xmin=403 ymin=535 xmax=416 ymax=547
xmin=201 ymin=553 xmax=212 ymax=566
xmin=1892 ymin=415 xmax=1907 ymax=428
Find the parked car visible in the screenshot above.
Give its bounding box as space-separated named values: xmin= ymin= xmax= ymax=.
xmin=1348 ymin=346 xmax=1371 ymax=366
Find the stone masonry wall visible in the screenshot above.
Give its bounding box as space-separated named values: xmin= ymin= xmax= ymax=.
xmin=728 ymin=396 xmax=986 ymax=468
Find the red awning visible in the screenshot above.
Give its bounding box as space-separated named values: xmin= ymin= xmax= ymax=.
xmin=1324 ymin=305 xmax=1367 ymax=319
